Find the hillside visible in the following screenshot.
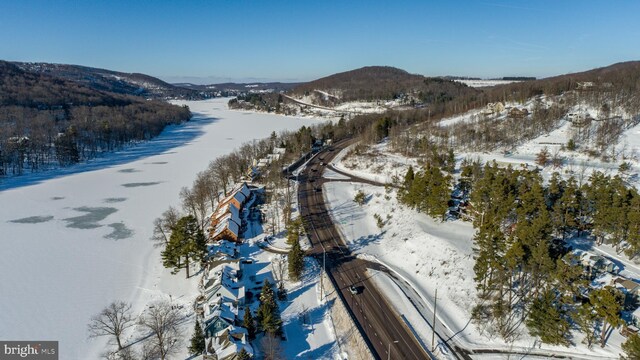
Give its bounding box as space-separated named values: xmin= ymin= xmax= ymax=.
xmin=291 ymin=66 xmax=475 ymax=103
xmin=13 ymin=62 xmax=209 ymax=100
xmin=175 ymin=81 xmax=301 ymax=95
xmin=0 ymin=60 xmax=191 ymax=177
xmin=229 ymin=66 xmax=479 ymax=116
xmin=482 ymin=61 xmax=640 ymax=103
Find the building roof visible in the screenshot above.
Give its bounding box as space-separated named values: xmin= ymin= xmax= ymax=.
xmin=615 ymin=277 xmax=640 ymax=292
xmin=211 ymin=218 xmax=240 ymax=240
xmin=213 ymin=202 xmax=240 ymax=223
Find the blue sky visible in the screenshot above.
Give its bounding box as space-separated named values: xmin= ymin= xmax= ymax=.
xmin=1 ymin=0 xmax=639 ymax=83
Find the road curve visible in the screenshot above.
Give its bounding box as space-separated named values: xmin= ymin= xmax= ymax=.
xmin=298 ymin=139 xmax=433 ymax=360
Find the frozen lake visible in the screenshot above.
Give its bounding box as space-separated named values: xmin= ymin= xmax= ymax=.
xmin=0 ymin=98 xmax=324 ymax=359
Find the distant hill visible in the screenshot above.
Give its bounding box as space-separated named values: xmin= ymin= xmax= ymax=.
xmin=12 ymin=62 xmax=208 ymax=100
xmin=228 ymin=66 xmax=478 ymax=114
xmin=0 ymin=60 xmax=191 ymax=177
xmin=289 ymin=66 xmax=477 ymax=105
xmin=483 ymin=61 xmax=640 ymax=102
xmin=175 ymin=82 xmax=301 ymax=94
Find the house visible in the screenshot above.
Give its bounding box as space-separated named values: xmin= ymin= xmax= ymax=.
xmin=245 ymin=166 xmax=260 ymax=181
xmin=576 ymin=250 xmax=620 ymax=278
xmin=202 ymin=263 xmax=245 ymax=306
xmin=210 ymin=217 xmax=240 ymax=242
xmin=208 ymin=325 xmax=254 ymax=359
xmin=577 ymin=81 xmax=595 ymax=90
xmin=206 ymin=240 xmax=239 ymax=260
xmin=613 ymin=277 xmax=640 ymax=307
xmin=632 ymin=307 xmax=640 ymax=327
xmin=508 ymin=107 xmax=529 ymax=118
xmin=483 ymin=102 xmax=505 ymax=115
xmin=211 ymin=203 xmax=241 ymax=229
xmin=208 ymin=182 xmax=253 ymax=243
xmin=218 ymin=182 xmax=251 ymax=210
xmin=567 ymin=111 xmax=592 ymax=124
xmin=204 ymin=301 xmax=237 ymax=337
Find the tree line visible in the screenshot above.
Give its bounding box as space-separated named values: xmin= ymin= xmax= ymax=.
xmin=0 ymin=61 xmax=191 ymax=177
xmin=454 ymin=160 xmax=640 ymax=349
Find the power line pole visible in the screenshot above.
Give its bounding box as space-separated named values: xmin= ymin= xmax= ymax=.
xmin=431 ymin=288 xmax=438 ymax=352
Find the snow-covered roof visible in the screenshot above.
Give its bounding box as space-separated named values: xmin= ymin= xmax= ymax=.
xmin=213 ymin=202 xmax=240 ymax=223
xmin=207 ymin=240 xmax=237 ymax=259
xmin=212 ymin=325 xmax=254 ymax=360
xmin=216 ymin=212 xmax=241 ymax=229
xmin=234 ymin=182 xmax=251 ymax=199
xmin=211 ymin=218 xmax=240 ymax=240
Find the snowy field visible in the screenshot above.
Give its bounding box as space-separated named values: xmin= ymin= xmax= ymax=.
xmin=0 ymin=98 xmax=324 ymax=359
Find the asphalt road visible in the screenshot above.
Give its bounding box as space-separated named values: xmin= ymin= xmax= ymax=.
xmin=298 ymin=139 xmax=432 ymax=360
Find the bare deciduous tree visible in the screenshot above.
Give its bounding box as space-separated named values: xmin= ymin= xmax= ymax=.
xmin=88 ymin=301 xmax=135 ymax=351
xmin=260 ymin=334 xmax=284 ymax=360
xmin=138 ymin=301 xmax=182 ymax=360
xmin=151 ymin=206 xmax=180 ymax=248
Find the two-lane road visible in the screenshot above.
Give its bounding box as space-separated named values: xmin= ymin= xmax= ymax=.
xmin=298 ymin=140 xmax=432 ymax=360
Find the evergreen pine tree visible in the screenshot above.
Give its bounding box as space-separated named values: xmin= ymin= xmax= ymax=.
xmin=625 ymin=192 xmax=640 ymax=259
xmin=526 ymin=290 xmax=571 ymax=346
xmin=243 ymin=307 xmax=256 ymax=341
xmin=257 ymin=280 xmax=281 ymax=334
xmin=552 ymin=176 xmax=580 ymax=239
xmin=288 ymin=238 xmax=305 ymax=281
xmin=286 ymin=218 xmax=302 ymax=246
xmin=161 ymin=215 xmax=206 ymax=278
xmin=188 ymin=320 xmax=205 ymax=355
xmin=622 ymin=333 xmax=640 ymax=360
xmin=404 ymin=165 xmax=415 ymax=188
xmin=575 ymin=302 xmax=597 ymax=348
xmin=590 ymin=287 xmax=623 ymax=347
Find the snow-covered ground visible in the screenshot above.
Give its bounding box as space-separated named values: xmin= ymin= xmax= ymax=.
xmin=242 ymin=169 xmax=338 ymax=358
xmin=323 ymin=142 xmax=624 ymax=359
xmin=454 ymin=79 xmax=520 ymax=88
xmin=0 ymin=98 xmax=324 ymax=359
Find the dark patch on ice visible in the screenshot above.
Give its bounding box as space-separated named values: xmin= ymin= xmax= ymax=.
xmin=226 ymin=138 xmax=234 ymax=140
xmin=104 ymin=222 xmax=134 ymax=240
xmin=121 ymin=182 xmax=161 ymax=188
xmin=118 ymin=168 xmax=140 ymax=173
xmin=10 ymin=215 xmax=54 ymax=224
xmin=51 ymin=196 xmax=65 ymax=200
xmin=103 ymin=197 xmax=127 ymax=203
xmin=63 ymin=206 xmax=118 ymax=229
xmin=150 ymin=161 xmax=168 ymax=165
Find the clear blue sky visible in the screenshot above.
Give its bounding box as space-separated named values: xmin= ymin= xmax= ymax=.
xmin=1 ymin=0 xmax=639 ymax=83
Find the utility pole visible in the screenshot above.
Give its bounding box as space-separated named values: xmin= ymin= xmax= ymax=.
xmin=431 ymin=288 xmax=438 ymax=352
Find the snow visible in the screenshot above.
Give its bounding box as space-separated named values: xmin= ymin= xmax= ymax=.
xmin=322 ymin=168 xmax=350 ymax=180
xmin=0 ymin=98 xmax=325 ymax=359
xmin=323 ymin=142 xmax=625 ymax=359
xmin=239 ymin=182 xmax=338 ymax=358
xmin=454 ymin=79 xmax=520 ymax=88
xmin=332 ymin=140 xmax=419 ymax=184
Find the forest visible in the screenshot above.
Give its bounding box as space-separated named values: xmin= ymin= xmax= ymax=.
xmin=0 ymin=61 xmax=192 ymax=177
